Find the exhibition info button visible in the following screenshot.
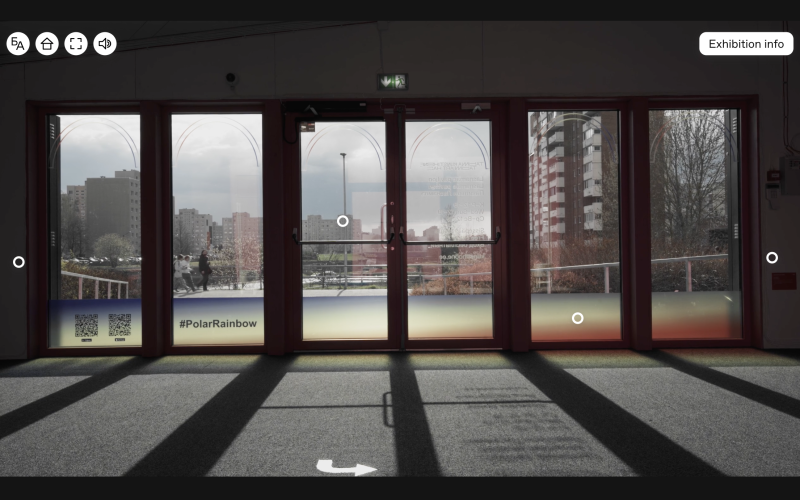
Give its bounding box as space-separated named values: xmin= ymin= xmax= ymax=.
xmin=700 ymin=32 xmax=793 ymax=55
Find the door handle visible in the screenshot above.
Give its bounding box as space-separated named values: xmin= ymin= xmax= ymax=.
xmin=292 ymin=227 xmax=395 ymax=245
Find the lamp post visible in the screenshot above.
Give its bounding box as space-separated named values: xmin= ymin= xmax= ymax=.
xmin=341 ymin=153 xmax=348 ymax=290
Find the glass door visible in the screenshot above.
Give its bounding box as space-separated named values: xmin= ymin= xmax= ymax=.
xmin=293 ymin=120 xmax=393 ymax=344
xmin=400 ymin=112 xmax=502 ymax=347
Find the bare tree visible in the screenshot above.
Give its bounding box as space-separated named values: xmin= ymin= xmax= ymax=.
xmin=172 ymin=217 xmax=192 ymax=256
xmin=60 ymin=196 xmax=86 ymax=257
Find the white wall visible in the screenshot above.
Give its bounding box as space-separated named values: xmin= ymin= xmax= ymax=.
xmin=1 ymin=20 xmax=797 ymax=357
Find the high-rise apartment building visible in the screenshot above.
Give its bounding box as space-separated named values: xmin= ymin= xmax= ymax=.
xmin=66 ymin=185 xmax=86 ymax=220
xmin=529 ymin=111 xmax=617 ymax=265
xmin=85 ymin=169 xmax=141 ymax=253
xmin=174 ymin=208 xmax=213 ymax=255
xmin=301 ymin=215 xmax=361 ymax=242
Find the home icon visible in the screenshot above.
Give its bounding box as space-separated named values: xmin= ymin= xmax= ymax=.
xmin=40 ymin=38 xmax=53 ymax=51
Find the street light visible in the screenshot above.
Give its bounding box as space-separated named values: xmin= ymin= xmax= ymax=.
xmin=340 ymin=153 xmax=347 ymax=290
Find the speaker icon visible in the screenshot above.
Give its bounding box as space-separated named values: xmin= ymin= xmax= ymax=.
xmin=93 ymin=32 xmax=116 ymax=55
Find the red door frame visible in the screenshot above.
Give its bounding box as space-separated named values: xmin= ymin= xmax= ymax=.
xmin=519 ymin=100 xmax=633 ymax=350
xmin=393 ymin=99 xmax=510 ymax=351
xmin=24 ymin=95 xmax=761 ymax=358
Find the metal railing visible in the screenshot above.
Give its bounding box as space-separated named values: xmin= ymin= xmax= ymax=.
xmin=301 ymin=254 xmax=728 ymax=295
xmin=532 ymin=254 xmax=728 ymax=293
xmin=62 ymin=271 xmax=129 ymax=299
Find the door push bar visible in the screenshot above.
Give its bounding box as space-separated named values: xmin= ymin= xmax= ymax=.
xmin=398 ymin=226 xmax=501 ymax=245
xmin=292 ymin=227 xmax=395 ymax=245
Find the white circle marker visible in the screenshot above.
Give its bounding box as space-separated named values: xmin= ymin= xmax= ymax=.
xmin=6 ymin=32 xmax=30 ymax=55
xmin=336 ymin=215 xmax=350 ymax=227
xmin=64 ymin=32 xmax=87 ymax=56
xmin=766 ymin=252 xmax=778 ymax=264
xmin=35 ymin=32 xmax=58 ymax=56
xmin=93 ymin=32 xmax=117 ymax=56
xmin=572 ymin=312 xmax=584 ymax=325
xmin=13 ymin=256 xmax=25 ymax=268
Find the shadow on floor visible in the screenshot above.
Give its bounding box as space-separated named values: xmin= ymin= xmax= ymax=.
xmin=125 ymin=355 xmax=295 ymax=476
xmin=0 ymin=357 xmax=157 ymax=442
xmin=642 ymin=350 xmax=800 ymax=421
xmin=503 ymin=351 xmax=724 ymax=476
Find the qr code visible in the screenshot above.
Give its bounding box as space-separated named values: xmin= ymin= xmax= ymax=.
xmin=109 ymin=314 xmax=132 ymax=337
xmin=75 ymin=314 xmax=98 ymax=337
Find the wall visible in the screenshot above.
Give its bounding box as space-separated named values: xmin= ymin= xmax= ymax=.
xmin=1 ymin=20 xmax=797 ymax=357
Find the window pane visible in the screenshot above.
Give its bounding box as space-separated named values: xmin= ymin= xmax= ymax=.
xmin=299 ymin=121 xmax=388 ymax=341
xmin=650 ymin=109 xmax=741 ymax=339
xmin=529 ymin=111 xmax=622 ymax=341
xmin=405 ymin=121 xmax=494 ymax=339
xmin=48 ymin=115 xmax=142 ymax=348
xmin=171 ymin=114 xmax=264 ymax=346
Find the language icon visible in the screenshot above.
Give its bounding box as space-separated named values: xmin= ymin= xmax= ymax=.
xmin=93 ymin=32 xmax=117 ymax=56
xmin=64 ymin=32 xmax=87 ymax=56
xmin=6 ymin=32 xmax=29 ymax=55
xmin=35 ymin=32 xmax=59 ymax=56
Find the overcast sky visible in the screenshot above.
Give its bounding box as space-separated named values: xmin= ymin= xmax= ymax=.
xmin=57 ymin=115 xmax=492 ymax=237
xmin=58 ymin=114 xmax=141 ymax=192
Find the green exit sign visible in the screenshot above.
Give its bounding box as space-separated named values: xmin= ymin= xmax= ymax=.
xmin=377 ymin=74 xmax=409 ymax=91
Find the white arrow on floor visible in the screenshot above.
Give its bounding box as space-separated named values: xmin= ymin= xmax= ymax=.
xmin=316 ymin=459 xmax=377 ymax=476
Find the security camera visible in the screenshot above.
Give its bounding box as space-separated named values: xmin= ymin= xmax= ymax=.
xmin=226 ymin=73 xmax=239 ymax=88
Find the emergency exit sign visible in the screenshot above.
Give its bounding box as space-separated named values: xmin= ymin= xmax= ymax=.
xmin=378 ymin=74 xmax=408 ymax=91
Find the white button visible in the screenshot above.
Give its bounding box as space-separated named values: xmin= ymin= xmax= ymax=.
xmin=700 ymin=32 xmax=793 ymax=56
xmin=64 ymin=32 xmax=87 ymax=56
xmin=35 ymin=32 xmax=58 ymax=56
xmin=6 ymin=32 xmax=29 ymax=55
xmin=93 ymin=32 xmax=117 ymax=56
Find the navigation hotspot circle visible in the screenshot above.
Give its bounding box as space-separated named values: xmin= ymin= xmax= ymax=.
xmin=13 ymin=256 xmax=25 ymax=268
xmin=6 ymin=32 xmax=30 ymax=55
xmin=337 ymin=215 xmax=350 ymax=228
xmin=766 ymin=252 xmax=778 ymax=264
xmin=572 ymin=312 xmax=584 ymax=325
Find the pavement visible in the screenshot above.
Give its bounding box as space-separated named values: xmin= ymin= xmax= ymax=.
xmin=1 ymin=348 xmax=800 ymax=476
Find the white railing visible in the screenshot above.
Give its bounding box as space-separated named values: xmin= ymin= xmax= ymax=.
xmin=61 ymin=271 xmax=129 ymax=299
xmin=301 ymin=254 xmax=729 ymax=295
xmin=532 ymin=254 xmax=728 ymax=293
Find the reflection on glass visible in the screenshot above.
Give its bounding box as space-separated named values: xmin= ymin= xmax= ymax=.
xmin=649 ymin=109 xmax=742 ymax=339
xmin=405 ymin=121 xmax=493 ymax=339
xmin=171 ymin=114 xmax=264 ymax=346
xmin=528 ymin=111 xmax=622 ymax=341
xmin=48 ymin=114 xmax=143 ymax=348
xmin=300 ymin=122 xmax=388 ymax=341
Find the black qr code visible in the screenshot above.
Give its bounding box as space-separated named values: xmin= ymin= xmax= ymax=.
xmin=109 ymin=314 xmax=132 ymax=337
xmin=75 ymin=314 xmax=98 ymax=337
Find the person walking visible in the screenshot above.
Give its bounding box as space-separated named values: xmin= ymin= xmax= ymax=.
xmin=181 ymin=254 xmax=197 ymax=292
xmin=198 ymin=249 xmax=212 ymax=291
xmin=174 ymin=254 xmax=189 ymax=293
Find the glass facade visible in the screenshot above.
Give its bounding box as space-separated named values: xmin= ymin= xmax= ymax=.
xmin=39 ymin=103 xmax=751 ymax=352
xmin=47 ymin=114 xmax=143 ymax=348
xmin=528 ymin=111 xmax=622 ymax=341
